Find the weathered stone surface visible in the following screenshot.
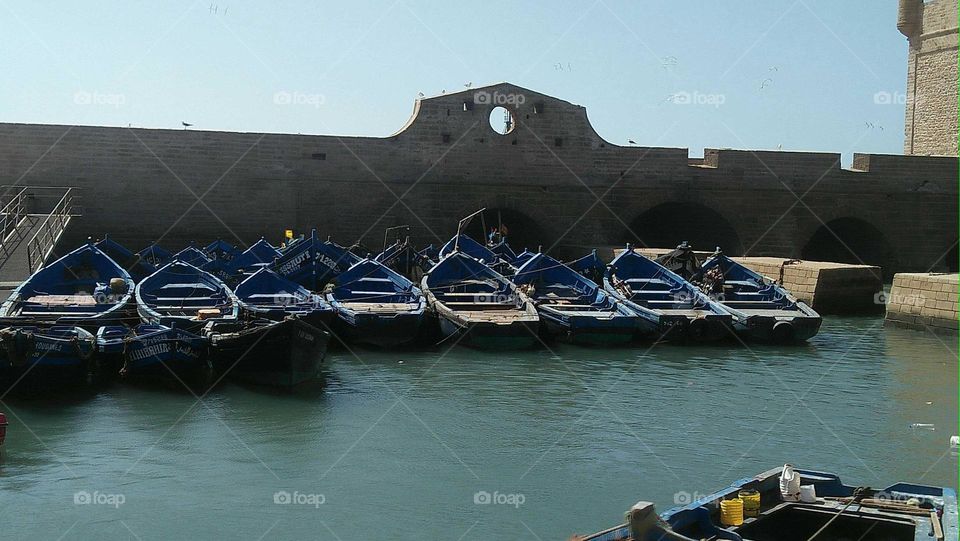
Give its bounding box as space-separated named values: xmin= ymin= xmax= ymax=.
xmin=885 ymin=272 xmax=959 ymax=332
xmin=0 ymin=83 xmax=956 ymax=276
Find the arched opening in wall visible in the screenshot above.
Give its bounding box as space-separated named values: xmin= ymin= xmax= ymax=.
xmin=488 ymin=106 xmax=515 ymax=135
xmin=462 ymin=208 xmax=547 ymax=253
xmin=626 ymin=202 xmax=743 ymax=255
xmin=801 ymin=218 xmax=892 ymax=270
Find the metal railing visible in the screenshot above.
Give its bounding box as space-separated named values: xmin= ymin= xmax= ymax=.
xmin=27 ymin=188 xmax=77 ymax=273
xmin=0 ymin=187 xmax=28 ymax=257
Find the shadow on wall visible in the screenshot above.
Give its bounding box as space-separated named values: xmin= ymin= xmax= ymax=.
xmin=462 ymin=208 xmax=548 ymax=254
xmin=801 ymin=217 xmax=894 ymax=272
xmin=624 ymin=202 xmax=744 ymax=255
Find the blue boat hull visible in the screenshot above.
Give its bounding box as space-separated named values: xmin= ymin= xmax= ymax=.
xmin=437 ymin=316 xmax=539 ymax=349
xmin=733 ymin=313 xmax=822 ymax=343
xmin=120 ymin=326 xmax=210 ymax=382
xmin=0 ymin=327 xmax=96 ymax=386
xmin=539 ymin=311 xmax=639 ymax=346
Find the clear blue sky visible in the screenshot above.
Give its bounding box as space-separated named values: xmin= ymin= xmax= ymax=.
xmin=2 ymin=1 xmax=909 ymax=164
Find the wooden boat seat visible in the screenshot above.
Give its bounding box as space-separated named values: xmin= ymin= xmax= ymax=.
xmin=625 ymin=278 xmax=671 ymax=285
xmin=541 ymin=304 xmax=595 ymax=309
xmin=341 ymin=302 xmax=416 ymax=312
xmin=25 ymin=294 xmax=97 ymax=306
xmin=446 ymin=302 xmax=515 ymax=309
xmin=354 ymin=277 xmax=393 ymax=282
xmin=441 ymin=292 xmax=499 ymax=297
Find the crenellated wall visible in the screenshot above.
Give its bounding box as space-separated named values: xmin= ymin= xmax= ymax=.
xmin=0 ymin=82 xmax=956 ymax=275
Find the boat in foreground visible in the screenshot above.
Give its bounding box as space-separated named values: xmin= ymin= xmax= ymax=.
xmin=96 ymin=324 xmax=210 ymax=383
xmin=205 ymin=318 xmax=330 ymax=387
xmin=422 ymin=251 xmax=539 ymax=349
xmin=0 ymin=326 xmax=97 ymax=387
xmin=576 ymin=465 xmax=957 ymax=541
xmin=605 ymin=246 xmax=731 ymax=342
xmin=326 ymin=259 xmax=426 ymax=347
xmin=513 ymin=253 xmax=649 ymax=345
xmin=0 ymin=243 xmax=135 ymax=329
xmin=672 ymin=248 xmax=822 ymax=343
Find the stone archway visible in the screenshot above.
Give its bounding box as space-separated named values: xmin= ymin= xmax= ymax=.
xmin=801 ymin=217 xmax=893 ymax=269
xmin=626 ymin=202 xmax=743 ymax=255
xmin=462 ymin=207 xmax=548 ymax=253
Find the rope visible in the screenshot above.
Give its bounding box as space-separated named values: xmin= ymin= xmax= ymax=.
xmin=806 ymin=486 xmax=872 ymax=541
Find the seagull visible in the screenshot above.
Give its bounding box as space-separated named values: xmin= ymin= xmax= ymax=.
xmin=777 ymin=143 xmax=782 ymax=151
xmin=628 ymin=140 xmax=637 ymax=145
xmin=441 ymin=89 xmax=446 ymax=94
xmin=769 ymin=66 xmax=779 ymax=72
xmin=182 ymin=121 xmax=193 ymax=128
xmin=464 ymin=82 xmax=472 ymax=88
xmin=417 ymin=92 xmax=425 ymax=98
xmin=760 ymin=78 xmax=773 ymax=90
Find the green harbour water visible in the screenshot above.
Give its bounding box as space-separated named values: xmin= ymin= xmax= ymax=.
xmin=1 ymin=316 xmax=957 ymax=540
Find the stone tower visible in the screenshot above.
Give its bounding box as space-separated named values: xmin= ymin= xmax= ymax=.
xmin=897 ymin=0 xmax=958 ymax=156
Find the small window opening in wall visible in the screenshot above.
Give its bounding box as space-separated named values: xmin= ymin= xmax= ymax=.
xmin=511 ymin=138 xmax=518 ymax=145
xmin=446 ymin=108 xmax=450 ymax=116
xmin=311 ymin=153 xmax=326 ymax=160
xmin=442 ymin=133 xmax=451 ymax=143
xmin=534 ymin=102 xmax=545 ymax=114
xmin=463 ymin=100 xmax=474 ymax=112
xmin=488 ymin=106 xmax=515 ymax=135
xmin=525 ymin=114 xmax=530 ymax=120
xmin=554 ymin=137 xmax=563 ymax=147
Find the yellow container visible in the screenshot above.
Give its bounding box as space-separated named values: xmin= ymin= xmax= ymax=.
xmin=739 ymin=489 xmax=761 ymax=518
xmin=720 ymin=498 xmax=744 ymax=526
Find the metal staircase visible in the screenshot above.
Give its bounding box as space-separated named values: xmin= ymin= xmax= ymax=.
xmin=0 ymin=186 xmax=80 ymax=284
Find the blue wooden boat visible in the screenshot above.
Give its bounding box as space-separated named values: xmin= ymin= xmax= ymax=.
xmin=375 ymin=238 xmax=434 ymax=280
xmin=272 ymin=230 xmax=360 ymax=290
xmin=488 ymin=238 xmax=520 ymax=266
xmin=137 ymin=243 xmax=172 ymax=268
xmin=604 ymin=246 xmax=732 ymax=342
xmin=0 ymin=326 xmax=97 ymax=386
xmin=513 ymin=253 xmax=650 ymax=345
xmin=417 ymin=244 xmax=439 ymax=267
xmin=171 ymin=245 xmax=212 ymax=268
xmin=690 ymin=251 xmax=822 ymax=343
xmin=223 ymin=238 xmax=280 ymax=279
xmin=439 ymin=234 xmax=513 ymax=273
xmin=421 ymin=252 xmax=539 ymax=349
xmin=203 ymin=239 xmax=241 ymax=264
xmin=577 ymin=465 xmax=957 ymax=541
xmin=135 ymin=261 xmax=240 ymax=333
xmin=568 ymin=249 xmax=606 ymax=283
xmin=326 ymin=259 xmax=426 ymax=347
xmin=0 ymin=243 xmax=135 ymax=329
xmin=205 ymin=318 xmax=330 ymax=387
xmin=234 ymin=267 xmax=334 ymax=328
xmin=94 ymin=235 xmax=157 ymax=282
xmin=96 ymin=324 xmax=209 ymax=382
xmin=512 ymin=248 xmax=536 ymax=269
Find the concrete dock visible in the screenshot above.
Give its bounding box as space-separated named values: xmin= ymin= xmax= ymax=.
xmin=885 ymin=272 xmax=959 ymax=333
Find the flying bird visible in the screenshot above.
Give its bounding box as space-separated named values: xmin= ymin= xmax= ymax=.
xmin=759 ymin=78 xmax=773 ymax=90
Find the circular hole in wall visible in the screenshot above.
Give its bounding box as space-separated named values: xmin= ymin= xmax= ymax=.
xmin=488 ymin=106 xmax=515 ymax=135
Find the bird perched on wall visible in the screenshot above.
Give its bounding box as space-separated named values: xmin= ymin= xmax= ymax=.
xmin=182 ymin=121 xmax=193 ymax=129
xmin=464 ymin=82 xmax=472 ymax=88
xmin=417 ymin=92 xmax=425 ymax=98
xmin=628 ymin=140 xmax=637 ymax=145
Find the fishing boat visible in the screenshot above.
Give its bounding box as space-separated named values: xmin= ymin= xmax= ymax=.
xmin=137 ymin=243 xmax=172 ymax=268
xmin=94 ymin=235 xmax=157 ymax=282
xmin=661 ymin=245 xmax=822 ymax=343
xmin=223 ymin=238 xmax=280 ymax=281
xmin=272 ymin=230 xmax=360 ymax=290
xmin=135 ymin=261 xmax=240 ymax=333
xmin=488 ymin=238 xmax=520 ymax=266
xmin=326 ymin=259 xmax=426 ymax=347
xmin=604 ymin=246 xmax=731 ymax=342
xmin=96 ymin=324 xmax=210 ymax=383
xmin=375 ymin=237 xmax=433 ymax=281
xmin=203 ymin=239 xmax=241 ymax=264
xmin=0 ymin=243 xmax=135 ymax=329
xmin=234 ymin=267 xmax=334 ymax=328
xmin=0 ymin=326 xmax=97 ymax=386
xmin=205 ymin=318 xmax=330 ymax=387
xmin=568 ymin=249 xmax=607 ymax=283
xmin=513 ymin=253 xmax=649 ymax=345
xmin=421 ymin=251 xmax=539 ymax=349
xmin=575 ymin=465 xmax=957 ymax=541
xmin=439 ymin=234 xmax=515 ymax=274
xmin=171 ymin=245 xmax=212 ymax=267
